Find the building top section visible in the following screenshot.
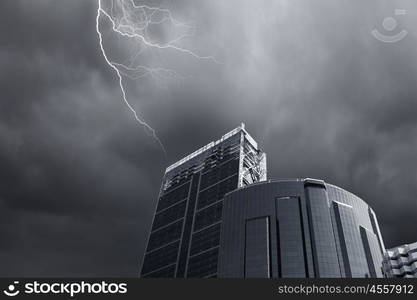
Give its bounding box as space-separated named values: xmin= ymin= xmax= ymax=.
xmin=224 ymin=177 xmax=350 ymax=194
xmin=165 ymin=123 xmax=258 ymax=174
xmin=224 ymin=178 xmax=379 ymax=215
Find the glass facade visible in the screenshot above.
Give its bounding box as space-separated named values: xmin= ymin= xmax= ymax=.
xmin=245 ymin=217 xmax=270 ymax=278
xmin=332 ymin=202 xmax=369 ymax=277
xmin=141 ymin=125 xmax=387 ymax=279
xmin=305 ymin=185 xmax=341 ymax=277
xmin=218 ymin=179 xmax=386 ymax=278
xmin=276 ymin=197 xmax=307 ymax=278
xmin=140 ymin=124 xmax=266 ymax=277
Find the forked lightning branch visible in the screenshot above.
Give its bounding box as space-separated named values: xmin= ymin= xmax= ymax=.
xmin=95 ymin=0 xmax=218 ymax=155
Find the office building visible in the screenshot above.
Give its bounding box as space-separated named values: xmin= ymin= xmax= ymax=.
xmin=383 ymin=242 xmax=417 ymax=278
xmin=140 ymin=124 xmax=266 ymax=277
xmin=218 ymin=178 xmax=386 ymax=278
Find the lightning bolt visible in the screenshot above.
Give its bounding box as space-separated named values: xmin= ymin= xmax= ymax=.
xmin=95 ymin=0 xmax=219 ymax=156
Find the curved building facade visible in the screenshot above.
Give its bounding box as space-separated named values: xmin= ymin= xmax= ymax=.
xmin=218 ymin=178 xmax=386 ymax=278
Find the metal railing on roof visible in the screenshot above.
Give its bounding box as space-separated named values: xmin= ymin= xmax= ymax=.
xmin=165 ymin=123 xmax=250 ymax=174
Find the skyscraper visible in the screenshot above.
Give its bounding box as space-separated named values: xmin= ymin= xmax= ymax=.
xmin=383 ymin=242 xmax=417 ymax=278
xmin=140 ymin=124 xmax=266 ymax=278
xmin=218 ymin=179 xmax=386 ymax=278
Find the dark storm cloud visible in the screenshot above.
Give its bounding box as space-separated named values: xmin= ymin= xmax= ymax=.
xmin=1 ymin=0 xmax=416 ymax=276
xmin=0 ymin=0 xmax=165 ymax=276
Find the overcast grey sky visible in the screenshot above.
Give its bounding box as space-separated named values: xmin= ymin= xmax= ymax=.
xmin=0 ymin=0 xmax=416 ymax=276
